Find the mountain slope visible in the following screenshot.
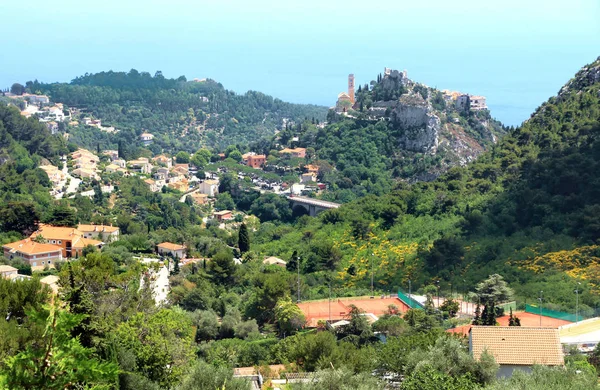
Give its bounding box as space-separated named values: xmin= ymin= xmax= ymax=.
xmin=252 ymin=56 xmax=600 ymax=313
xmin=28 ymin=70 xmax=327 ymax=153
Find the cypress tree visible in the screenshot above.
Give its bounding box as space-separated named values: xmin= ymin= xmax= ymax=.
xmin=238 ymin=223 xmax=250 ymax=254
xmin=473 ymin=303 xmax=482 ymax=325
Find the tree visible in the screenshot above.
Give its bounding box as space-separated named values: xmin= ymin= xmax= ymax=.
xmin=0 ymin=201 xmax=39 ymax=235
xmin=214 ymin=192 xmax=235 ymax=210
xmin=44 ymin=204 xmax=77 ymax=227
xmin=209 ymin=249 xmax=236 ymax=285
xmin=113 ymin=308 xmax=195 ymax=388
xmin=440 ymin=299 xmax=459 ymax=318
xmin=175 ymin=151 xmax=190 ymax=164
xmin=0 ymin=306 xmax=118 ymax=389
xmin=238 ymin=223 xmax=250 ymax=254
xmin=508 ymin=308 xmax=521 ymax=326
xmin=286 ymin=250 xmax=299 ymax=272
xmin=474 ymin=274 xmax=513 ymax=326
xmin=336 ymin=304 xmax=373 ymax=344
xmin=275 ymin=298 xmax=306 ymax=335
xmin=10 ymin=83 xmax=25 ymax=95
xmin=176 ymin=360 xmax=249 ymax=390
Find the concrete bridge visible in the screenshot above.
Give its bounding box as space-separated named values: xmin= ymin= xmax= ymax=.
xmin=287 ymin=195 xmax=341 ymax=216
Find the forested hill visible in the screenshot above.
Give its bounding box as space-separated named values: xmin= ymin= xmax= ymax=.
xmin=29 ymin=70 xmax=328 ymax=153
xmin=0 ymin=104 xmax=66 ymax=204
xmin=257 ymin=56 xmax=600 ymax=314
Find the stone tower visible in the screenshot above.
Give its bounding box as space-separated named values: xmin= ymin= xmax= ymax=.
xmin=348 ymin=74 xmax=355 ymax=104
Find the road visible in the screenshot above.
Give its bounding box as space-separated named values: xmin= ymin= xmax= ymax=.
xmin=139 ymin=258 xmax=170 ymax=306
xmin=55 ymin=156 xmax=81 ymax=199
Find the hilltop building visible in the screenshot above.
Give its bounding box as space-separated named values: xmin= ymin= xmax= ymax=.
xmin=348 ymin=74 xmax=355 ymax=104
xmin=335 ymin=74 xmax=357 ymax=112
xmin=140 ymin=132 xmax=154 ymax=146
xmin=30 ymin=224 xmax=103 ymax=258
xmin=157 ymin=242 xmax=186 ymax=258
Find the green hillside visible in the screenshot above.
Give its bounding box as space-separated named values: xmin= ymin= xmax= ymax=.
xmin=252 ymin=57 xmax=600 ymax=314
xmin=28 ymin=70 xmax=327 ymax=153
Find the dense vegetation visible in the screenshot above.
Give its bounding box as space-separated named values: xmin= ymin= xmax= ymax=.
xmin=29 ymin=70 xmax=327 ymax=153
xmin=1 ymin=58 xmax=600 ymax=389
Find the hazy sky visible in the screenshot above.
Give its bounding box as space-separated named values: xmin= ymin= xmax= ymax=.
xmin=1 ymin=0 xmax=599 ymax=125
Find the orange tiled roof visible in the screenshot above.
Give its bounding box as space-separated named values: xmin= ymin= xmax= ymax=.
xmin=77 ymin=224 xmax=120 ymax=234
xmin=3 ymin=239 xmax=62 ymax=255
xmin=470 ymin=326 xmax=564 ymax=366
xmin=157 ymin=242 xmax=186 ymax=251
xmin=33 ymin=225 xmax=103 ymax=248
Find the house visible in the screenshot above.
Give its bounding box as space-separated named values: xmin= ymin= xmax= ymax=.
xmin=39 ymin=165 xmax=64 ymax=186
xmin=140 ymin=132 xmax=154 ymax=145
xmin=152 ymin=154 xmax=173 ymax=168
xmin=128 ymin=158 xmax=153 ymax=174
xmin=213 ymin=210 xmax=233 ymax=222
xmin=199 ymin=179 xmax=219 ymax=197
xmin=113 ymin=158 xmax=127 ymax=168
xmin=246 ymin=154 xmax=266 ymax=169
xmin=72 ymin=168 xmax=99 ymax=180
xmin=301 ymin=172 xmax=317 ymax=184
xmin=167 ymin=178 xmax=189 ymax=192
xmin=30 ymin=225 xmax=103 ymax=258
xmin=456 ymin=94 xmax=488 ymax=111
xmin=144 ymin=178 xmax=161 ymax=192
xmin=2 ymin=239 xmax=63 ymax=269
xmin=105 ymin=163 xmax=120 ymax=174
xmin=188 ymin=192 xmax=208 ymax=205
xmin=171 ymin=164 xmax=189 ymax=177
xmin=0 ymin=265 xmax=19 ymax=278
xmin=263 ymin=256 xmax=287 ymax=268
xmin=469 ymin=326 xmax=564 ymax=378
xmin=280 ymin=147 xmax=306 ymax=159
xmin=46 ymin=121 xmax=59 ymax=134
xmin=40 ymin=275 xmax=60 ymax=294
xmin=24 ymin=94 xmax=50 ymax=105
xmin=157 ymin=242 xmax=186 ymax=258
xmin=77 ymin=224 xmax=120 ymax=242
xmin=305 ymin=164 xmax=319 ymax=174
xmin=103 ymin=150 xmax=119 ymax=161
xmin=154 ymin=167 xmax=170 ymax=180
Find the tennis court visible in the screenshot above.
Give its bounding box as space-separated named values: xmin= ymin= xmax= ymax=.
xmin=298 ymin=296 xmax=411 ymax=327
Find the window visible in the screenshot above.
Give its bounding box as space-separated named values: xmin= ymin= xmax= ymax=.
xmin=48 ymin=260 xmax=52 ymax=264
xmin=42 ymin=261 xmax=45 ymax=265
xmin=58 ymin=240 xmax=62 ymax=244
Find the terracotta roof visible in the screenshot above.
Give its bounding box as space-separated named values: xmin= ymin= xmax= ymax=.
xmin=3 ymin=239 xmax=63 ymax=255
xmin=33 ymin=225 xmax=103 ymax=248
xmin=77 ymin=224 xmax=120 ymax=234
xmin=470 ymin=326 xmax=564 ymax=366
xmin=157 ymin=242 xmax=186 ymax=251
xmin=213 ymin=210 xmax=232 ymax=216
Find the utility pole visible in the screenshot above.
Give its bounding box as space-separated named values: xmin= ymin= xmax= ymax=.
xmin=539 ymin=291 xmax=543 ymax=327
xmin=297 ymin=256 xmax=301 ymax=303
xmin=408 ymin=279 xmax=412 ymax=304
xmin=436 ymin=280 xmax=440 ymax=308
xmin=370 ymin=253 xmax=375 ymax=297
xmin=575 ymin=282 xmax=581 ymax=323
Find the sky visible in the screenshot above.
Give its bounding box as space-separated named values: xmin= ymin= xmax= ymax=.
xmin=1 ymin=0 xmax=599 ymax=126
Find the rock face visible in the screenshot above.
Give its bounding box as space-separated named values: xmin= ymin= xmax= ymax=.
xmin=370 ymin=93 xmax=441 ymax=154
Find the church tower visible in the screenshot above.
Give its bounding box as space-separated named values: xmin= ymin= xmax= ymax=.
xmin=348 ymin=74 xmax=355 ymax=104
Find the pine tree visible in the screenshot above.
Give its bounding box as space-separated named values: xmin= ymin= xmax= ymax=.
xmin=473 ymin=303 xmax=482 ymax=325
xmin=238 ymin=223 xmax=250 ymax=254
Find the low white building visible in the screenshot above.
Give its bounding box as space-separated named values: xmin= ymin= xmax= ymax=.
xmin=199 ymin=179 xmax=219 ymax=197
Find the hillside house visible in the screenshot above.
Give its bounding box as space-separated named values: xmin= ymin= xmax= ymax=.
xmin=103 ymin=150 xmax=119 ymax=161
xmin=128 ymin=158 xmax=153 ymax=174
xmin=39 ymin=165 xmax=64 ymax=186
xmin=199 ymin=179 xmax=219 ymax=197
xmin=167 ymin=179 xmax=189 ymax=192
xmin=469 ymin=326 xmax=564 ymax=378
xmin=280 ymin=147 xmax=306 ymax=159
xmin=213 ymin=210 xmax=233 ymax=221
xmin=40 ymin=275 xmax=60 ymax=294
xmin=246 ymin=154 xmax=266 ymax=169
xmin=301 ymin=172 xmax=317 ymax=183
xmin=188 ymin=192 xmax=208 ymax=205
xmin=157 ymin=242 xmax=186 ymax=258
xmin=0 ymin=265 xmax=19 ymax=279
xmin=152 ymin=154 xmax=173 ymax=168
xmin=140 ymin=132 xmax=154 ymax=145
xmin=263 ymin=256 xmax=287 ymax=268
xmin=2 ymin=239 xmax=63 ymax=268
xmin=77 ymin=224 xmax=120 ymax=242
xmin=171 ymin=164 xmax=189 ymax=176
xmin=72 ymin=168 xmax=99 ymax=180
xmin=105 ymin=163 xmax=120 ymax=174
xmin=31 ymin=225 xmax=103 ymax=258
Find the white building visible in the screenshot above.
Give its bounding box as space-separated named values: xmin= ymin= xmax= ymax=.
xmin=199 ymin=179 xmax=219 ymax=197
